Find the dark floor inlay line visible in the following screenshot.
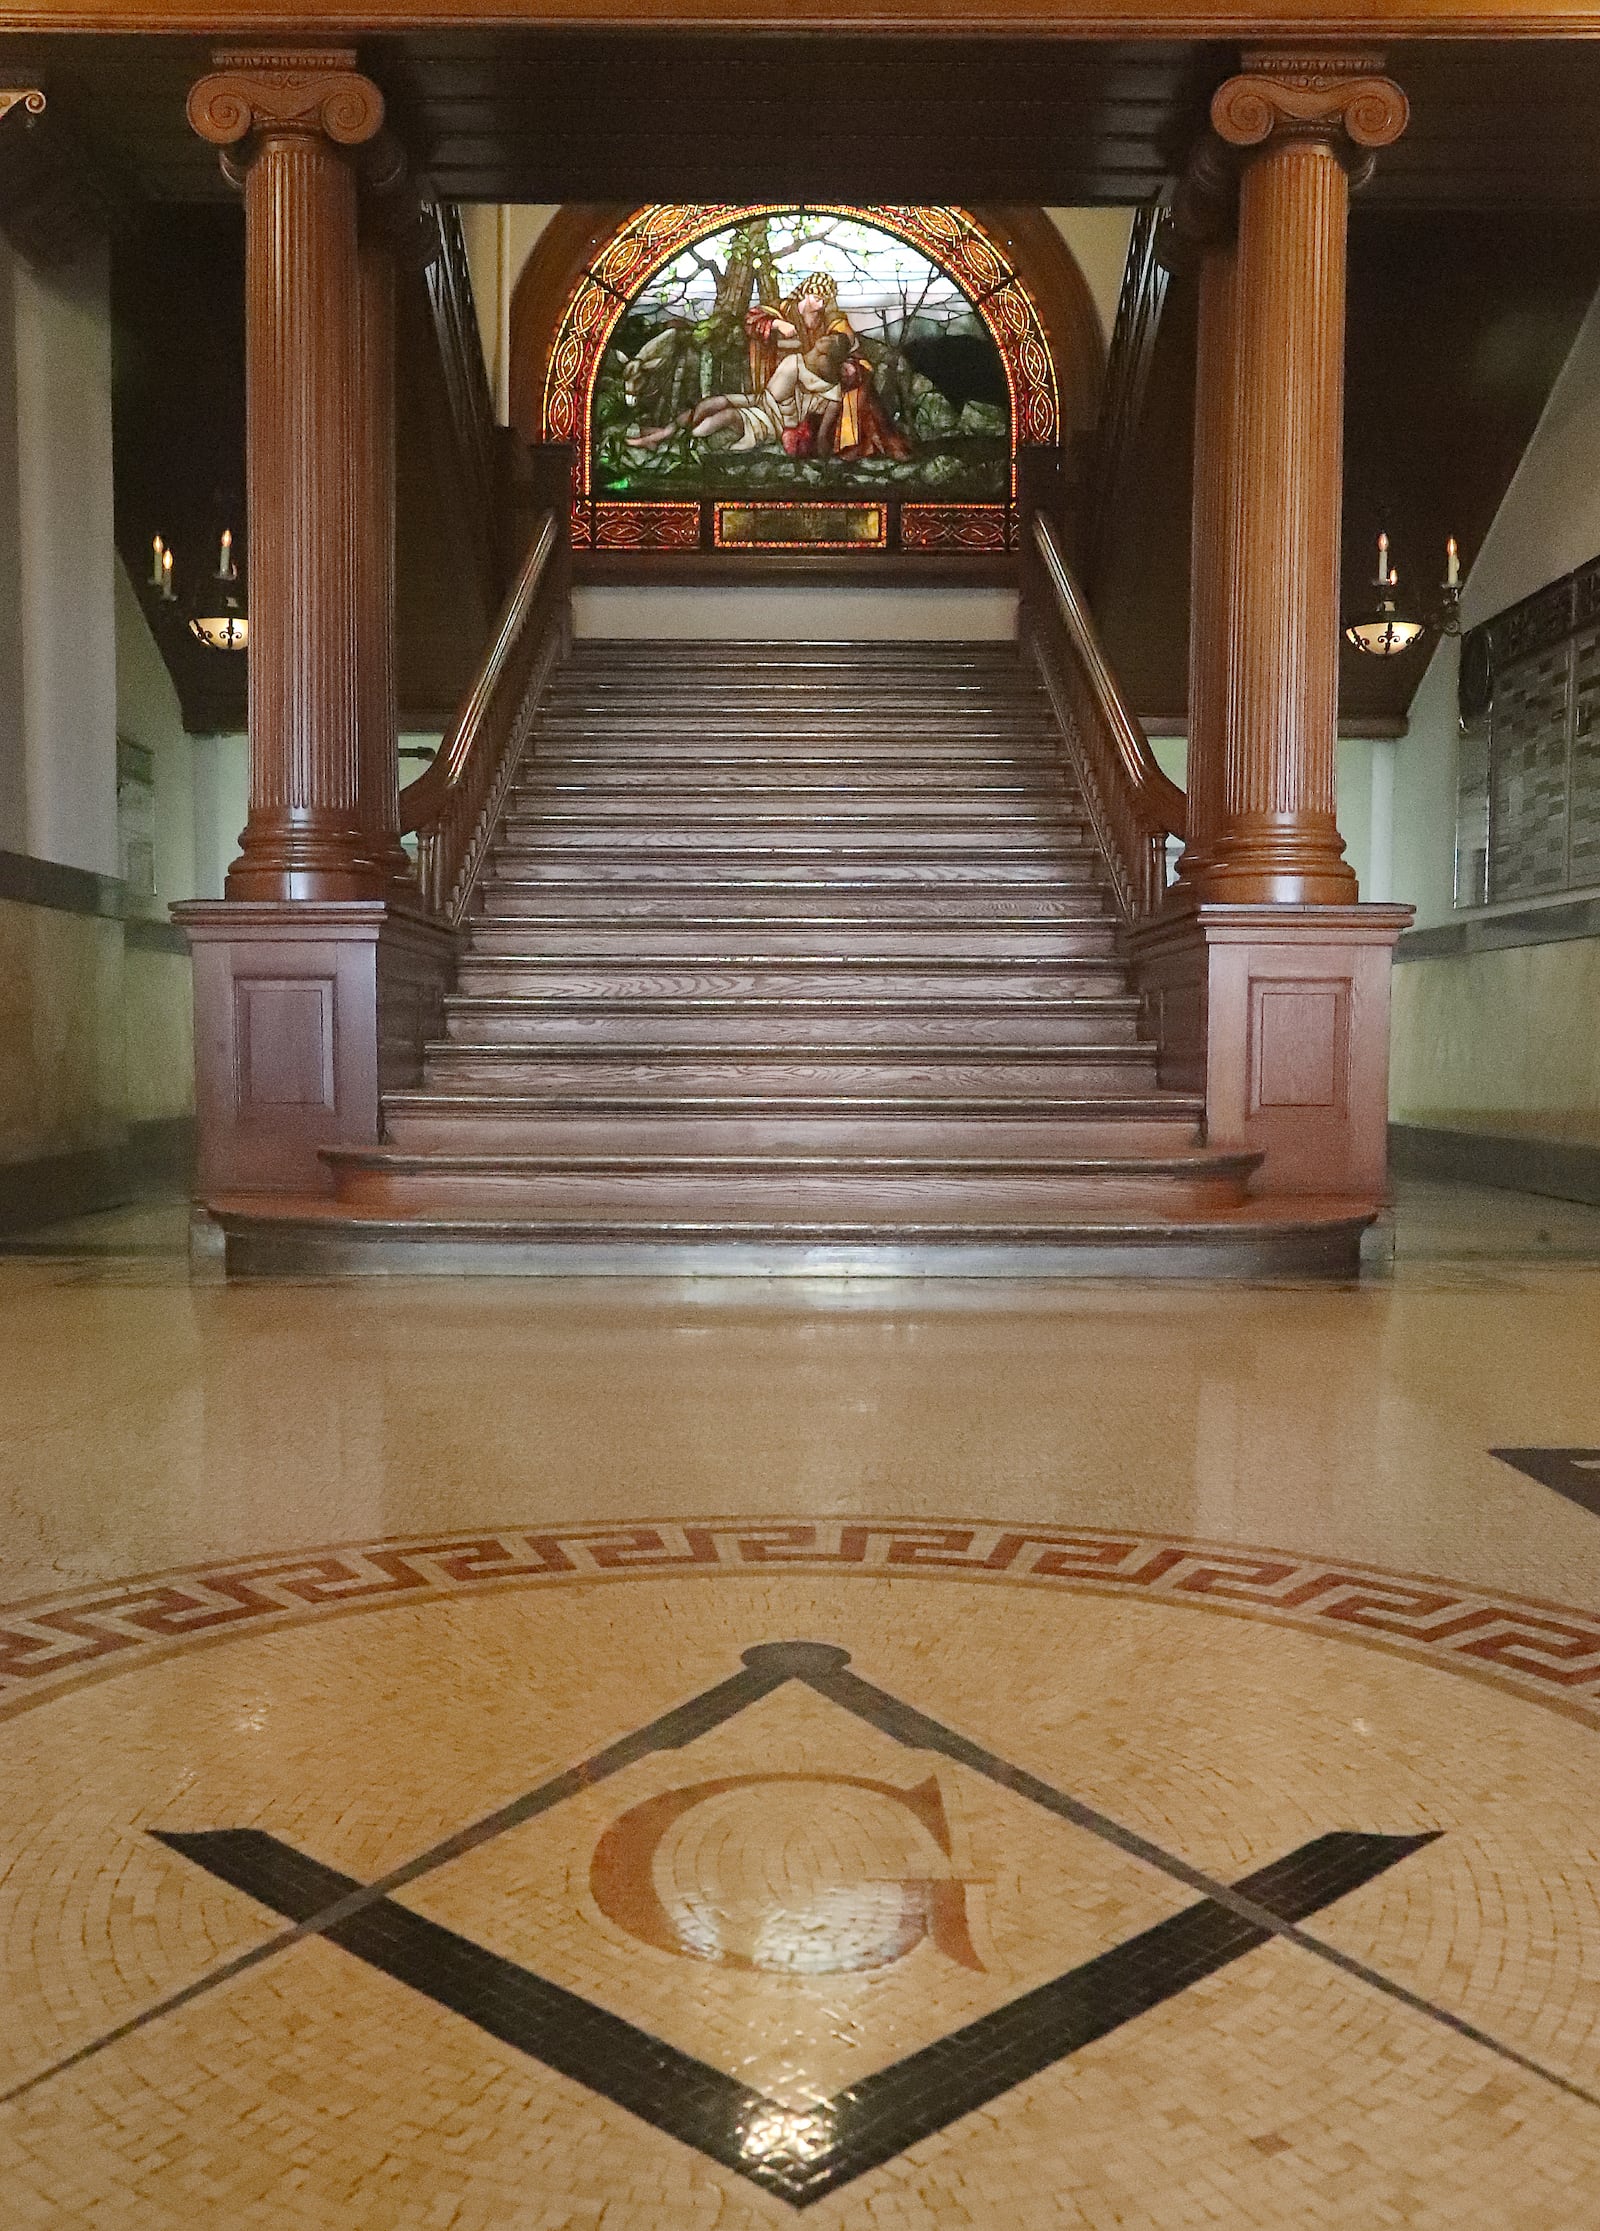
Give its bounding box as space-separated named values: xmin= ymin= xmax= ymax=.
xmin=149 ymin=1826 xmax=1429 ymax=2208
xmin=1491 ymin=1446 xmax=1600 ymax=1520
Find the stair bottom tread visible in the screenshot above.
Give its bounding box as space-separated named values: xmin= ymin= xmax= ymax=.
xmin=211 ymin=1191 xmax=1378 ymax=1240
xmin=383 ymin=1093 xmax=1200 ymax=1117
xmin=326 ymin=1148 xmax=1257 ymax=1177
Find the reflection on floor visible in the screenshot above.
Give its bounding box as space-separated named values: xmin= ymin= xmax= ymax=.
xmin=0 ymin=1179 xmax=1596 ymax=2227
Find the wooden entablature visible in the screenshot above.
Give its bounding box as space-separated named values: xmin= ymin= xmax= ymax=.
xmin=9 ymin=2 xmax=1600 ymax=39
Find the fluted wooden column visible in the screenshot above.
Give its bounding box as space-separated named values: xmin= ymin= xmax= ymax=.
xmin=189 ymin=51 xmax=387 ymax=901
xmin=1197 ymin=55 xmax=1408 ymax=905
xmin=356 ymin=178 xmax=412 ymax=888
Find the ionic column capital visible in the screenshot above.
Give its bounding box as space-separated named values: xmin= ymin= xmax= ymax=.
xmin=187 ymin=48 xmax=384 ymax=158
xmin=1211 ymin=52 xmax=1408 ymax=166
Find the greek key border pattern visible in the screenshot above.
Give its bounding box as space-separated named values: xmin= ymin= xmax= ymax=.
xmin=3 ymin=1522 xmax=1598 ymax=1729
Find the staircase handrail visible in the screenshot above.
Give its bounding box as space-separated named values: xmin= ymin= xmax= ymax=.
xmin=1024 ymin=507 xmax=1185 ymax=923
xmin=399 ymin=505 xmax=567 ymax=923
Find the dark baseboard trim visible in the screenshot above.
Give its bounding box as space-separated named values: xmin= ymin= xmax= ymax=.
xmin=0 ymin=1116 xmax=195 ymax=1234
xmin=124 ymin=915 xmax=191 ymax=956
xmin=1390 ymin=1122 xmax=1600 ymax=1206
xmin=1396 ymin=894 xmax=1600 ymax=961
xmin=0 ymin=847 xmax=124 ymax=921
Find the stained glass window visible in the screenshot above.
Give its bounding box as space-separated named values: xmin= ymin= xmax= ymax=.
xmin=541 ymin=206 xmax=1057 ymax=554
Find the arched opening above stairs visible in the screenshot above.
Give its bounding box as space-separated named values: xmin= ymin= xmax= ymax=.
xmin=509 ymin=205 xmax=1105 ymax=556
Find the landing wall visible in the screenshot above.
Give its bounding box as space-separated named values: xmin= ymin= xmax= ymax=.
xmin=572 ymin=586 xmax=1020 ymax=643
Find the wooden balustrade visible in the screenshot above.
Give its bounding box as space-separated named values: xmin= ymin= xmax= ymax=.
xmin=398 ymin=505 xmax=568 ymax=923
xmin=1021 ymin=506 xmax=1186 ymax=923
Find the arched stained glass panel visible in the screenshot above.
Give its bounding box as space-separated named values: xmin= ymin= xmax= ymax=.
xmin=542 ymin=205 xmax=1057 ymax=553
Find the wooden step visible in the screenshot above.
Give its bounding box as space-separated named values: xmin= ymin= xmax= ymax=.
xmin=511 ymin=770 xmax=1074 ymax=797
xmin=538 ymin=710 xmax=1055 ymax=733
xmin=379 ymin=1098 xmax=1208 ymax=1158
xmin=568 ymin=638 xmax=1022 ymax=662
xmin=452 ymin=960 xmax=1130 ymax=1000
xmin=322 ymin=1148 xmax=1261 ymax=1220
xmin=502 ymin=794 xmax=1088 ymax=825
xmin=419 ymin=1046 xmax=1162 ymax=1096
xmin=561 ymin=641 xmax=1026 ymax=657
xmin=530 ymin=744 xmax=1064 ymax=769
xmin=485 ymin=858 xmax=1102 ymax=888
xmin=476 ymin=889 xmax=1115 ymax=922
xmin=439 ymin=996 xmax=1145 ymax=1049
xmin=547 ymin=675 xmax=1044 ymax=700
xmin=210 ymin=1191 xmax=1379 ymax=1283
xmin=491 ymin=824 xmax=1095 ymax=856
xmin=465 ymin=919 xmax=1121 ymax=958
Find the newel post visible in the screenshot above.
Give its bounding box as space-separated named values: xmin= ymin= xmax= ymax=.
xmin=1129 ymin=54 xmax=1414 ymax=1204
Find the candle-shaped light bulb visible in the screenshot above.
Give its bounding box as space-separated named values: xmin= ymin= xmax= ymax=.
xmin=218 ymin=527 xmax=234 ymax=581
xmin=161 ymin=546 xmax=175 ymax=601
xmin=1389 ymin=567 xmax=1399 ymax=589
xmin=149 ymin=535 xmax=164 ymax=588
xmin=1376 ymin=531 xmax=1390 ymax=588
xmin=1446 ymin=536 xmax=1460 ymax=590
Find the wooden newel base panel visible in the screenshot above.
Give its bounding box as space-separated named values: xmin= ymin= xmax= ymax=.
xmin=174 ymin=901 xmax=457 ymax=1199
xmin=1129 ymin=901 xmax=1412 ymax=1196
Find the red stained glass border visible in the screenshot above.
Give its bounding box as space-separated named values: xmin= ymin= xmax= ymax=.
xmin=900 ymin=504 xmax=1011 ymax=553
xmin=589 ymin=501 xmax=703 ymax=551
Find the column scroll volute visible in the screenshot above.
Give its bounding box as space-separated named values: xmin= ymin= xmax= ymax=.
xmin=186 ymin=50 xmax=385 ymax=159
xmin=1210 ymin=53 xmax=1409 ymax=168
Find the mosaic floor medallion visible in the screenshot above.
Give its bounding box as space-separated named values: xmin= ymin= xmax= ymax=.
xmin=2 ymin=1520 xmax=1600 ymax=2228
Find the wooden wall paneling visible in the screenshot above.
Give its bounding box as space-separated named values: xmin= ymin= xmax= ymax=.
xmin=176 ymin=901 xmax=456 ymax=1197
xmin=1129 ymin=903 xmax=1413 ymax=1195
xmin=357 ymin=166 xmax=414 ymax=887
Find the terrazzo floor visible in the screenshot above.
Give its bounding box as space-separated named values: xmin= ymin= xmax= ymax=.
xmin=0 ymin=1179 xmax=1596 ymax=2228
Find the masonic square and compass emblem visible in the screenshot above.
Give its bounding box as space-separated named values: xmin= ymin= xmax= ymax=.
xmin=152 ymin=1641 xmax=1438 ymax=2209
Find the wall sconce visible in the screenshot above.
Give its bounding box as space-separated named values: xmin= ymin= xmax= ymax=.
xmin=1345 ymin=531 xmax=1461 ymax=657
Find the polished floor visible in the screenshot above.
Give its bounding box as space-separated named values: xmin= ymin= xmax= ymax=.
xmin=0 ymin=1181 xmax=1597 ymax=2227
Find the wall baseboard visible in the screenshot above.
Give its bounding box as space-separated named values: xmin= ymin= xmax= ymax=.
xmin=0 ymin=1116 xmax=195 ymax=1234
xmin=1389 ymin=1122 xmax=1600 ymax=1207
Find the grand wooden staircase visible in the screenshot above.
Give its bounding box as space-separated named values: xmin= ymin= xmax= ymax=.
xmin=215 ymin=622 xmax=1376 ymax=1276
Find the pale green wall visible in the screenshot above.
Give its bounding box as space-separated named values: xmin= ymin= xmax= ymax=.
xmin=1390 ymin=639 xmax=1459 ymax=933
xmin=1391 ymin=944 xmax=1600 ymax=1144
xmin=114 ymin=559 xmax=196 ymax=916
xmin=1387 ymin=277 xmax=1600 ymax=1145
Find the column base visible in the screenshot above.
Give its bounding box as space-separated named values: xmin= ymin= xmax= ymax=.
xmin=173 ymin=900 xmax=458 ymax=1200
xmin=1127 ymin=897 xmax=1413 ymax=1196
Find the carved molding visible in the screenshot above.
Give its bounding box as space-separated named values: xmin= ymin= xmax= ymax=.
xmin=188 ymin=49 xmax=383 ymax=151
xmin=0 ymin=89 xmax=45 ymax=127
xmin=1211 ymin=54 xmax=1409 ymax=158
